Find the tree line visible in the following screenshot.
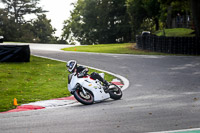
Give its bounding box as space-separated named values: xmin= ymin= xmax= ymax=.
xmin=62 ymin=0 xmax=200 ymax=45
xmin=0 ymin=0 xmax=200 ymax=45
xmin=0 ymin=0 xmax=59 ymax=43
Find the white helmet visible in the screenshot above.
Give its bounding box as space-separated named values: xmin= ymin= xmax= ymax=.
xmin=66 ymin=60 xmax=77 ymax=73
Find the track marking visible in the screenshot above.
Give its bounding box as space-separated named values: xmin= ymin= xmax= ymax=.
xmin=148 ymin=128 xmax=200 ymax=133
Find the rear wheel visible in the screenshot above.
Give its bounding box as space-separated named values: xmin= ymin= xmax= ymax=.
xmin=108 ymin=83 xmax=123 ymax=100
xmin=74 ymin=88 xmax=94 ymax=105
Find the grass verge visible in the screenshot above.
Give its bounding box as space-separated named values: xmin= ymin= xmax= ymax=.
xmin=0 ymin=56 xmax=115 ymax=112
xmin=62 ymin=43 xmax=170 ymax=55
xmin=155 ymin=28 xmax=195 ymax=37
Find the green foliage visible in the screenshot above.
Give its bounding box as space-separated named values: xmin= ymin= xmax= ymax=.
xmin=1 ymin=0 xmax=199 ymax=43
xmin=0 ymin=0 xmax=58 ymax=43
xmin=32 ymin=14 xmax=56 ymax=43
xmin=0 ymin=9 xmax=17 ymax=41
xmin=159 ymin=0 xmax=190 ymax=14
xmin=126 ymin=0 xmax=161 ymax=40
xmin=143 ymin=0 xmax=160 ymax=30
xmin=63 ymin=0 xmax=198 ymax=43
xmin=158 ymin=0 xmax=191 ymax=29
xmin=190 ymin=0 xmax=200 ymax=37
xmin=158 ymin=0 xmax=200 ymax=37
xmin=0 ymin=13 xmax=56 ymax=43
xmin=126 ymin=0 xmax=147 ymax=40
xmin=62 ymin=0 xmax=132 ymax=45
xmin=63 ymin=0 xmax=162 ymax=43
xmin=17 ymin=23 xmax=35 ymax=42
xmin=1 ymin=0 xmax=44 ymax=23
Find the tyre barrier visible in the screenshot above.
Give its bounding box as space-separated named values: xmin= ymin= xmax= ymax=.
xmin=136 ymin=35 xmax=200 ymax=55
xmin=0 ymin=45 xmax=30 ymax=62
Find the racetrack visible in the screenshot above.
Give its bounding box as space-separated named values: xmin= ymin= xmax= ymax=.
xmin=1 ymin=44 xmax=200 ymax=133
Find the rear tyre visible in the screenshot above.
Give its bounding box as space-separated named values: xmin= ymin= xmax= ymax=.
xmin=109 ymin=83 xmax=123 ymax=100
xmin=74 ymin=88 xmax=94 ymax=105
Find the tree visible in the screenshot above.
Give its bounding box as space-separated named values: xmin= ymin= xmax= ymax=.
xmin=159 ymin=0 xmax=190 ymax=28
xmin=62 ymin=0 xmax=132 ymax=45
xmin=190 ymin=0 xmax=200 ymax=37
xmin=126 ymin=0 xmax=162 ymax=40
xmin=126 ymin=0 xmax=147 ymax=40
xmin=0 ymin=8 xmax=18 ymax=41
xmin=17 ymin=23 xmax=35 ymax=42
xmin=1 ymin=0 xmax=44 ymax=24
xmin=159 ymin=0 xmax=200 ymax=36
xmin=62 ymin=0 xmax=85 ymax=44
xmin=143 ymin=0 xmax=161 ymax=30
xmin=32 ymin=14 xmax=56 ymax=43
xmin=0 ymin=0 xmax=55 ymax=42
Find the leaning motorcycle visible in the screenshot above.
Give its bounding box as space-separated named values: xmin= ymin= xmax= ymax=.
xmin=68 ymin=72 xmax=122 ymax=105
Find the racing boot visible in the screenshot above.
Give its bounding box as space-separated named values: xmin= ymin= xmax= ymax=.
xmin=103 ymin=80 xmax=110 ymax=93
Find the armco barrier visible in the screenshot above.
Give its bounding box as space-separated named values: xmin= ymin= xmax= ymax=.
xmin=136 ymin=35 xmax=200 ymax=55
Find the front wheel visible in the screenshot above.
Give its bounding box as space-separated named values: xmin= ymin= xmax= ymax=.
xmin=74 ymin=88 xmax=94 ymax=105
xmin=108 ymin=83 xmax=123 ymax=100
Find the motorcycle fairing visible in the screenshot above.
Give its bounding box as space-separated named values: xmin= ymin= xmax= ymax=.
xmin=81 ymin=77 xmax=110 ymax=101
xmin=68 ymin=74 xmax=110 ymax=102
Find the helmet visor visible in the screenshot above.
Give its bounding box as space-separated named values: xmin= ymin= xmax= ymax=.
xmin=69 ymin=62 xmax=75 ymax=69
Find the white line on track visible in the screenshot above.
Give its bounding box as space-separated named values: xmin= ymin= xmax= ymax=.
xmin=147 ymin=128 xmax=200 ymax=133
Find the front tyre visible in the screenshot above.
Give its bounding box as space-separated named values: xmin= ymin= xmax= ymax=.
xmin=109 ymin=83 xmax=123 ymax=100
xmin=74 ymin=88 xmax=94 ymax=105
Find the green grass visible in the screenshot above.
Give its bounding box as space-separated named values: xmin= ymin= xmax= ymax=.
xmin=0 ymin=56 xmax=115 ymax=112
xmin=62 ymin=43 xmax=168 ymax=55
xmin=155 ymin=28 xmax=195 ymax=37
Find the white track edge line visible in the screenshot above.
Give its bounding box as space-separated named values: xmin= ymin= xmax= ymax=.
xmin=147 ymin=128 xmax=200 ymax=133
xmin=33 ymin=54 xmax=129 ymax=91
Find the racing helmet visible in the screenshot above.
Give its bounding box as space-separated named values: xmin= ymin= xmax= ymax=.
xmin=66 ymin=60 xmax=77 ymax=73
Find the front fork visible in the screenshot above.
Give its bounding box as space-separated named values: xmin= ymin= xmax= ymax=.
xmin=71 ymin=84 xmax=87 ymax=96
xmin=81 ymin=86 xmax=87 ymax=96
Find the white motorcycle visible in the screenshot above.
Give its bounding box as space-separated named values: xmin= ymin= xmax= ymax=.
xmin=68 ymin=72 xmax=122 ymax=105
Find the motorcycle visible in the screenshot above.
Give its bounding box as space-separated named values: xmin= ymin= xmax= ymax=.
xmin=68 ymin=72 xmax=122 ymax=105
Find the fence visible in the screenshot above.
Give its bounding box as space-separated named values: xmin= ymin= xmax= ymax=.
xmin=136 ymin=35 xmax=200 ymax=55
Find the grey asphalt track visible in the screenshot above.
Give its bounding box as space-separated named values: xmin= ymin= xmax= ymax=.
xmin=0 ymin=44 xmax=200 ymax=133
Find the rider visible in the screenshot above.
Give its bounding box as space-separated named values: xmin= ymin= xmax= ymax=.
xmin=66 ymin=60 xmax=110 ymax=89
